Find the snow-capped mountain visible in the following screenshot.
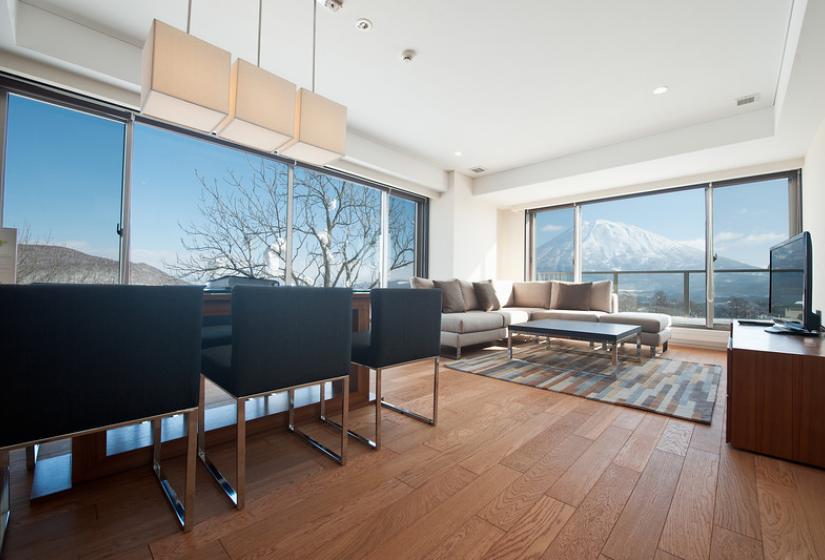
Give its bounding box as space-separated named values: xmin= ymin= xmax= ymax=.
xmin=536 ymin=219 xmax=752 ymax=272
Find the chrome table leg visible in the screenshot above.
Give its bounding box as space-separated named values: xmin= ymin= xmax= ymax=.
xmin=507 ymin=330 xmax=513 ymax=359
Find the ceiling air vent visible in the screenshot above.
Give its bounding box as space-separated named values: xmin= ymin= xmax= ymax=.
xmin=470 ymin=166 xmax=487 ymax=174
xmin=736 ymin=94 xmax=758 ymax=107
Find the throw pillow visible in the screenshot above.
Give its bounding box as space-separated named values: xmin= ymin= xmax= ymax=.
xmin=590 ymin=280 xmax=613 ymax=312
xmin=410 ymin=276 xmax=435 ymax=289
xmin=458 ymin=279 xmax=481 ymax=310
xmin=473 ymin=281 xmax=501 ymax=311
xmin=433 ymin=279 xmax=466 ymax=313
xmin=511 ymin=281 xmax=552 ymax=308
xmin=555 ymin=282 xmax=592 ymax=311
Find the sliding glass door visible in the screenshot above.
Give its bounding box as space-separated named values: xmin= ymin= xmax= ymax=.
xmin=711 ymin=176 xmax=793 ymax=324
xmin=1 ymin=94 xmax=125 ymax=284
xmin=531 ymin=206 xmax=575 ymax=281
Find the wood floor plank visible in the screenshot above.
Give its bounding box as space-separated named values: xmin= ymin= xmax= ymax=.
xmin=654 ymin=551 xmax=681 ymax=560
xmin=423 ymin=517 xmax=503 ymax=560
xmin=574 ymin=406 xmax=623 ymax=440
xmin=754 ymin=455 xmax=818 ymax=560
xmin=656 ymin=419 xmax=694 ymax=457
xmin=713 ymin=446 xmax=762 ymax=540
xmin=791 ymin=463 xmax=825 ymax=559
xmin=688 ymin=414 xmax=724 ymax=455
xmin=310 ymin=465 xmax=477 ymax=560
xmin=659 ymin=448 xmax=720 ymax=560
xmin=546 ymin=425 xmax=632 ymax=507
xmin=602 ymin=450 xmax=685 ymax=560
xmin=460 ymin=411 xmax=560 ymax=475
xmin=709 ymin=526 xmax=764 ymax=560
xmin=482 ymin=496 xmax=574 ymax=560
xmin=612 ymin=408 xmax=645 ymax=431
xmin=499 ymin=410 xmax=589 ymax=473
xmin=479 ymin=434 xmax=591 ymax=531
xmin=613 ymin=414 xmax=668 ymax=472
xmin=541 ymin=464 xmax=640 ymax=560
xmin=362 ymin=464 xmax=522 ymax=560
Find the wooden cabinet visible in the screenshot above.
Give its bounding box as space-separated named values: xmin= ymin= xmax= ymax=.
xmin=727 ymin=322 xmax=825 ymax=468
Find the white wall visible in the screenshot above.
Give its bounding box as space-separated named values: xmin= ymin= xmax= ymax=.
xmin=428 ymin=171 xmax=497 ymax=280
xmin=497 ymin=209 xmax=525 ymax=281
xmin=803 ymin=117 xmax=825 ymax=314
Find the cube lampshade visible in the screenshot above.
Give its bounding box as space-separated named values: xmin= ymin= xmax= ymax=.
xmin=141 ymin=19 xmax=231 ymax=132
xmin=279 ymin=88 xmax=347 ymax=165
xmin=216 ymin=59 xmax=297 ymax=151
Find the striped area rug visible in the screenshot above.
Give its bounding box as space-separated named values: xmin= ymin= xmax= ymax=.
xmin=445 ymin=344 xmax=720 ymax=423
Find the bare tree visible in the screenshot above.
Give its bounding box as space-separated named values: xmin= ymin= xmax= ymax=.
xmin=170 ymin=161 xmax=415 ymax=287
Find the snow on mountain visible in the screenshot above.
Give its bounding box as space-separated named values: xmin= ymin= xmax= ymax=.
xmin=536 ymin=219 xmax=751 ymax=272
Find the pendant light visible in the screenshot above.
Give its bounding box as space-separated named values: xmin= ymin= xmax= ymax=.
xmin=141 ymin=1 xmax=232 ymax=132
xmin=279 ymin=0 xmax=347 ymax=165
xmin=216 ymin=0 xmax=298 ymax=151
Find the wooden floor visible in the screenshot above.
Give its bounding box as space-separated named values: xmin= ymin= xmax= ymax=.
xmin=5 ymin=343 xmax=825 ymax=559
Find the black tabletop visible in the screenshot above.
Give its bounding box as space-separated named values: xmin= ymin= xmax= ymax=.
xmin=509 ymin=319 xmax=641 ymax=342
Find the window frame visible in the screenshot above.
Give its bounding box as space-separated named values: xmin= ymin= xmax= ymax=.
xmin=525 ymin=170 xmax=802 ymax=329
xmin=0 ymin=72 xmax=428 ymax=288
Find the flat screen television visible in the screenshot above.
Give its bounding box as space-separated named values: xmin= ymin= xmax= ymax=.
xmin=768 ymin=231 xmax=820 ymax=333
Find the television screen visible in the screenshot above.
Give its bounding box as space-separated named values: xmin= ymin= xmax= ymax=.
xmin=770 ymin=236 xmax=806 ymax=325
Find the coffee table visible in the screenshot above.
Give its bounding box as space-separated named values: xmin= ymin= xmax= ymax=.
xmin=507 ymin=319 xmax=643 ymax=374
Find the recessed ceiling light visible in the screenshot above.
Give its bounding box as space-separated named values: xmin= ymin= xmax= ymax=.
xmin=454 ymin=151 xmax=463 ymax=157
xmin=355 ymin=18 xmax=373 ymax=32
xmin=653 ymin=85 xmax=669 ymax=95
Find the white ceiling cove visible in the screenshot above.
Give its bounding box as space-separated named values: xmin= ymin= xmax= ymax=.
xmin=2 ymin=0 xmax=822 ymax=203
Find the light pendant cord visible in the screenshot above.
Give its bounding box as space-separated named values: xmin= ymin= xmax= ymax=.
xmin=311 ymin=0 xmax=317 ymax=92
xmin=257 ymin=0 xmax=263 ymax=66
xmin=186 ymin=0 xmax=192 ymax=34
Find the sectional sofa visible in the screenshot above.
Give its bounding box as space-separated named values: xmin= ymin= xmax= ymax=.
xmin=411 ymin=278 xmax=671 ymax=359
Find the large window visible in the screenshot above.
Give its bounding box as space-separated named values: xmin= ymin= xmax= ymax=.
xmin=527 ymin=172 xmax=799 ymax=328
xmin=2 ymin=94 xmax=125 ymax=283
xmin=0 ymin=85 xmax=426 ymax=289
xmin=531 ymin=206 xmax=575 ymax=281
xmin=130 ymin=123 xmax=289 ymax=285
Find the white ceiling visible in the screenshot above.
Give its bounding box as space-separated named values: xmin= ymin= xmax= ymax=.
xmin=13 ymin=0 xmax=796 ymax=179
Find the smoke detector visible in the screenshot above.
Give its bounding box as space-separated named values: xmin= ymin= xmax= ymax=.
xmin=318 ymin=0 xmax=343 ymax=12
xmin=400 ymin=49 xmax=416 ymax=63
xmin=355 ymin=18 xmax=373 ymax=31
xmin=736 ymin=94 xmax=758 ymax=107
xmin=470 ymin=166 xmax=487 ymax=174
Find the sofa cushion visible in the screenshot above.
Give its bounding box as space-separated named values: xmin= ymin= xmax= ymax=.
xmin=531 ymin=309 xmax=607 ymax=322
xmin=498 ymin=307 xmax=541 ymax=325
xmin=441 ymin=311 xmax=506 ymax=334
xmin=433 ymin=279 xmax=466 ymax=313
xmin=554 ymin=282 xmax=592 ymax=311
xmin=410 ymin=276 xmax=434 ymax=289
xmin=474 ymin=281 xmax=501 ymax=311
xmin=590 ymin=280 xmax=613 ymax=312
xmin=511 ymin=282 xmax=551 ymax=308
xmin=458 ymin=279 xmax=481 ymax=310
xmin=600 ymin=312 xmax=672 ymax=333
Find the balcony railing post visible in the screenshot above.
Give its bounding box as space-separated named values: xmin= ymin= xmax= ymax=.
xmin=684 ymin=271 xmax=690 ymax=317
xmin=612 ymin=271 xmax=618 ymax=292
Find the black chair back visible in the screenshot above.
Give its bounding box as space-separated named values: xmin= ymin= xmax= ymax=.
xmin=369 ymin=288 xmax=442 ymax=367
xmin=0 ymin=284 xmax=203 ymax=448
xmin=230 ymin=286 xmax=352 ymax=396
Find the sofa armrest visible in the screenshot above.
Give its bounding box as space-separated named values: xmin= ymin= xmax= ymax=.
xmin=610 ymin=293 xmax=619 ymax=313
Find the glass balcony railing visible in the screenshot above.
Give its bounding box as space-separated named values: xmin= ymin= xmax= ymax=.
xmin=535 ymin=269 xmax=770 ymax=327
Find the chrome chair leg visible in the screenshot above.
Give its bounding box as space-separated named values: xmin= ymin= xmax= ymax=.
xmin=152 ymin=410 xmax=198 ymax=530
xmin=321 ymin=371 xmax=381 ymax=449
xmin=198 ymin=375 xmax=245 ymax=509
xmin=290 ymin=376 xmax=350 ymax=465
xmin=1 ymin=449 xmax=9 ymax=555
xmin=382 ymin=357 xmax=440 ymax=426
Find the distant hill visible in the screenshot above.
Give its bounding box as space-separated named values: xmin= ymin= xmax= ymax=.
xmin=536 ymin=219 xmax=753 ymax=272
xmin=17 ymin=244 xmax=188 ymax=285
